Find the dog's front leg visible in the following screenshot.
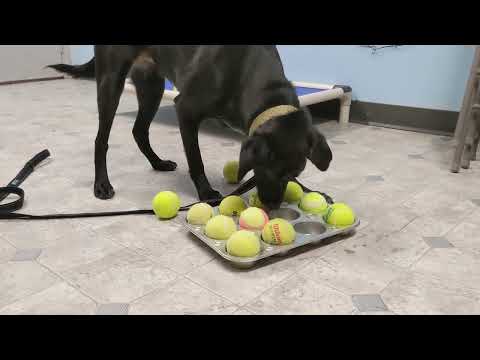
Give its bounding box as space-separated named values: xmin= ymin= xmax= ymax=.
xmin=176 ymin=110 xmax=222 ymax=201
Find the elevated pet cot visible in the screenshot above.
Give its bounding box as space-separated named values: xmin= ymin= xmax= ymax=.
xmin=124 ymin=79 xmax=352 ymax=124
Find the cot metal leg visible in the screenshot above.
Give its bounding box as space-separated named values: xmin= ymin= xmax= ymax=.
xmin=339 ymin=93 xmax=352 ymax=125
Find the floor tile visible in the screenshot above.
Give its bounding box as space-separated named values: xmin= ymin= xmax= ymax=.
xmin=130 ymin=277 xmax=237 ymax=315
xmin=446 ymin=214 xmax=480 ymax=250
xmin=37 ymin=230 xmax=124 ymax=273
xmin=300 ymin=245 xmax=404 ymax=294
xmin=0 ymin=262 xmax=60 ymax=308
xmin=186 ymin=255 xmax=312 ymax=306
xmin=411 ymin=248 xmax=480 ymax=292
xmin=423 ymin=236 xmax=454 ymax=249
xmin=96 ymin=303 xmax=129 ymax=315
xmin=92 ymin=217 xmax=214 ymax=275
xmin=0 ymin=282 xmax=96 ymax=315
xmin=11 ymin=249 xmax=43 ymax=262
xmin=0 ymin=219 xmax=89 ymax=249
xmin=351 ymin=294 xmax=389 ymax=312
xmin=0 ymin=238 xmax=16 ymax=264
xmin=61 ymin=249 xmax=178 ymax=303
xmin=232 ymin=308 xmax=255 ymax=315
xmin=245 ymin=274 xmax=354 ymax=315
xmin=382 ymin=271 xmax=480 ymax=315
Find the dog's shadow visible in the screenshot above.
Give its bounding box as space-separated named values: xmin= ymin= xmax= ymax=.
xmin=119 ymin=105 xmax=245 ymax=143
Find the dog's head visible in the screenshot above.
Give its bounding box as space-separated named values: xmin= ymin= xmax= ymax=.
xmin=238 ymin=108 xmax=332 ymax=210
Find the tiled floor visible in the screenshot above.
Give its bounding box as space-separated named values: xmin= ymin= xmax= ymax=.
xmin=1 ymin=79 xmax=480 ymax=315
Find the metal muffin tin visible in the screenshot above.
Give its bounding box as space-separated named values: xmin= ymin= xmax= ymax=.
xmin=182 ymin=191 xmax=360 ymax=268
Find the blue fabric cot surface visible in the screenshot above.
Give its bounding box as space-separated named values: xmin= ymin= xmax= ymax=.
xmin=165 ymin=81 xmax=328 ymax=96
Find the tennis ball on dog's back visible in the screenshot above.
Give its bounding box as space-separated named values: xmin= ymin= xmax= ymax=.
xmin=187 ymin=203 xmax=214 ymax=225
xmin=299 ymin=192 xmax=329 ymax=215
xmin=239 ymin=207 xmax=269 ymax=231
xmin=226 ymin=230 xmax=261 ymax=257
xmin=283 ymin=181 xmax=304 ymax=203
xmin=205 ymin=215 xmax=237 ymax=240
xmin=261 ymin=218 xmax=296 ymax=245
xmin=152 ymin=191 xmax=181 ymax=219
xmin=223 ymin=161 xmax=239 ymax=184
xmin=324 ymin=203 xmax=356 ymax=228
xmin=219 ymin=195 xmax=247 ymax=216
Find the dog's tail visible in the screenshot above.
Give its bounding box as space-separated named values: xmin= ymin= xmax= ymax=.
xmin=47 ymin=57 xmax=95 ymax=79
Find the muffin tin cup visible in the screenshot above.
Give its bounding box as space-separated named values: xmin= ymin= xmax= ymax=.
xmin=182 ymin=191 xmax=360 ymax=269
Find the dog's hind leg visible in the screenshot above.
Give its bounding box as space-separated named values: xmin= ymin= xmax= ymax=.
xmin=93 ymin=48 xmax=133 ymax=200
xmin=130 ymin=64 xmax=177 ymax=171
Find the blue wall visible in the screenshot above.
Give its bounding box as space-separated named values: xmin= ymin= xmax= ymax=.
xmin=70 ymin=45 xmax=475 ymax=112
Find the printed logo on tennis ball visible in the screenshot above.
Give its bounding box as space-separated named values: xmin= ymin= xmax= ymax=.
xmin=283 ymin=181 xmax=304 ymax=203
xmin=219 ymin=195 xmax=247 ymax=217
xmin=239 ymin=207 xmax=269 ymax=231
xmin=223 ymin=160 xmax=239 ymax=184
xmin=299 ymin=192 xmax=329 ymax=215
xmin=323 ymin=203 xmax=356 ymax=228
xmin=204 ymin=215 xmax=237 ymax=240
xmin=226 ymin=230 xmax=261 ymax=258
xmin=261 ymin=218 xmax=296 ymax=245
xmin=187 ymin=202 xmax=214 ymax=225
xmin=152 ymin=191 xmax=181 ymax=219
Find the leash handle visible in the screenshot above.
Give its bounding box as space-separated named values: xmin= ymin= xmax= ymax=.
xmin=0 ymin=150 xmax=50 ymax=201
xmin=0 ymin=150 xmax=50 ymax=211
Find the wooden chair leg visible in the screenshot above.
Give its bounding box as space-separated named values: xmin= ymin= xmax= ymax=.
xmin=461 ymin=122 xmax=475 ymax=169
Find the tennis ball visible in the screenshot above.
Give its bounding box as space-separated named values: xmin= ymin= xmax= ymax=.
xmin=239 ymin=207 xmax=269 ymax=231
xmin=261 ymin=218 xmax=296 ymax=245
xmin=187 ymin=203 xmax=214 ymax=225
xmin=152 ymin=191 xmax=181 ymax=219
xmin=204 ymin=215 xmax=237 ymax=240
xmin=299 ymin=192 xmax=329 ymax=215
xmin=324 ymin=203 xmax=356 ymax=228
xmin=223 ymin=161 xmax=239 ymax=184
xmin=283 ymin=181 xmax=304 ymax=203
xmin=248 ymin=192 xmax=265 ymax=208
xmin=226 ymin=230 xmax=261 ymax=257
xmin=219 ymin=195 xmax=247 ymax=216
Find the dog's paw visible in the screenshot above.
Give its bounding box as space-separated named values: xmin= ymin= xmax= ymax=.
xmin=152 ymin=160 xmax=177 ymax=172
xmin=94 ymin=181 xmax=115 ymax=200
xmin=199 ymin=188 xmax=223 ymax=202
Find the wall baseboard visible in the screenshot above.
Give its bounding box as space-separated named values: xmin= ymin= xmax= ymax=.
xmin=309 ymin=99 xmax=459 ymax=136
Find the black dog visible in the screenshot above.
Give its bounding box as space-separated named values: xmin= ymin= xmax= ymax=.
xmin=49 ymin=45 xmax=332 ymax=210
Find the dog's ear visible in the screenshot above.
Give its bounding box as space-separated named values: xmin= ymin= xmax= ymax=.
xmin=307 ymin=128 xmax=332 ymax=172
xmin=238 ymin=136 xmax=270 ymax=180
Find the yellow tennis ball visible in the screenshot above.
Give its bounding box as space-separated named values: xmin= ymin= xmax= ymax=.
xmin=187 ymin=203 xmax=214 ymax=225
xmin=283 ymin=181 xmax=304 ymax=203
xmin=261 ymin=218 xmax=296 ymax=245
xmin=239 ymin=207 xmax=269 ymax=231
xmin=248 ymin=192 xmax=265 ymax=208
xmin=223 ymin=161 xmax=239 ymax=184
xmin=152 ymin=191 xmax=181 ymax=219
xmin=219 ymin=195 xmax=247 ymax=216
xmin=324 ymin=203 xmax=356 ymax=228
xmin=299 ymin=192 xmax=329 ymax=215
xmin=226 ymin=230 xmax=261 ymax=257
xmin=204 ymin=215 xmax=237 ymax=240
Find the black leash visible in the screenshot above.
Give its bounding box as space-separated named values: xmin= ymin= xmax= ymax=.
xmin=0 ymin=150 xmax=331 ymax=221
